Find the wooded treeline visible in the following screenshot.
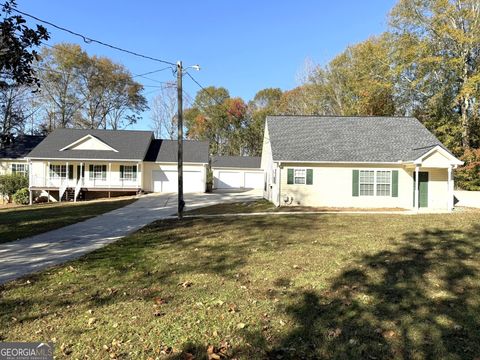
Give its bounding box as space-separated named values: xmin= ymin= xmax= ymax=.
xmin=181 ymin=0 xmax=480 ymax=189
xmin=1 ymin=0 xmax=479 ymax=189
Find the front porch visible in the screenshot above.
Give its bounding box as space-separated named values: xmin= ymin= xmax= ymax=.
xmin=29 ymin=161 xmax=143 ymax=203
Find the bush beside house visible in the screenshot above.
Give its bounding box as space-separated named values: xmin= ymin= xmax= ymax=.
xmin=0 ymin=174 xmax=28 ymax=203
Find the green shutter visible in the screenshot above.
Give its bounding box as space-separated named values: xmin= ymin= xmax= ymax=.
xmin=89 ymin=165 xmax=93 ymax=180
xmin=352 ymin=170 xmax=359 ymax=197
xmin=102 ymin=165 xmax=107 ymax=180
xmin=306 ymin=169 xmax=313 ymax=185
xmin=287 ymin=168 xmax=294 ymax=184
xmin=120 ymin=165 xmax=124 ymax=179
xmin=68 ymin=165 xmax=74 ymax=180
xmin=132 ymin=165 xmax=137 ymax=180
xmin=392 ymin=170 xmax=399 ymax=197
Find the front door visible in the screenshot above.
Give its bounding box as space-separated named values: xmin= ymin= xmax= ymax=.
xmin=413 ymin=172 xmax=429 ymax=208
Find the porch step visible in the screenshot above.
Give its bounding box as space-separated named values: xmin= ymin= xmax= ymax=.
xmin=62 ymin=188 xmax=84 ymax=202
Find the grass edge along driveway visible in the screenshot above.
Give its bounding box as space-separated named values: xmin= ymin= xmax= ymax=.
xmin=0 ymin=197 xmax=137 ymax=244
xmin=1 ymin=202 xmax=480 ymax=359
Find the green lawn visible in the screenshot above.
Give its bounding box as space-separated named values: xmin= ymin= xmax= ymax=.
xmin=1 ymin=206 xmax=479 ymax=359
xmin=0 ymin=198 xmax=136 ymax=243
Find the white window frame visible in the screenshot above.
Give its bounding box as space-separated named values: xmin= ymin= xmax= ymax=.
xmin=376 ymin=170 xmax=391 ymax=197
xmin=11 ymin=163 xmax=28 ymax=176
xmin=49 ymin=165 xmax=67 ymax=179
xmin=294 ymin=168 xmax=306 ymax=185
xmin=358 ymin=169 xmax=393 ymax=197
xmin=121 ymin=165 xmax=137 ymax=181
xmin=89 ymin=165 xmax=107 ymax=181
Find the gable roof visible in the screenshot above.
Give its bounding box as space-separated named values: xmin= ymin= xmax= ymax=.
xmin=211 ymin=156 xmax=262 ymax=169
xmin=59 ymin=134 xmax=119 ymax=152
xmin=144 ymin=139 xmax=209 ymax=163
xmin=0 ymin=135 xmax=45 ymax=159
xmin=27 ymin=129 xmax=153 ymax=161
xmin=266 ymin=116 xmax=455 ymax=163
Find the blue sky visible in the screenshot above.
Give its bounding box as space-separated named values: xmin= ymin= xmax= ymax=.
xmin=19 ymin=0 xmax=397 ymax=130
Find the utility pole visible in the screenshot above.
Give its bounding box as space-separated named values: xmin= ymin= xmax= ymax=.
xmin=177 ymin=61 xmax=184 ymax=220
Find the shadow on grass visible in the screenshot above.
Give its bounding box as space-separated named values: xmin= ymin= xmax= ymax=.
xmin=169 ymin=224 xmax=480 ymax=359
xmin=2 ymin=216 xmax=480 ymax=359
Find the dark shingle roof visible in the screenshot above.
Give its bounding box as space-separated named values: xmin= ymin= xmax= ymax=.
xmin=267 ymin=116 xmax=449 ymax=163
xmin=144 ymin=139 xmax=209 ymax=163
xmin=211 ymin=156 xmax=262 ymax=169
xmin=27 ymin=128 xmax=153 ymax=161
xmin=0 ymin=135 xmax=45 ymax=159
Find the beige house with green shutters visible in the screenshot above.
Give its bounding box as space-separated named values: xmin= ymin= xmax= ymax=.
xmin=261 ymin=116 xmax=463 ymax=211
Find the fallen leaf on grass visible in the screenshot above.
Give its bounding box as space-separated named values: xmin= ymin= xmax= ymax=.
xmin=179 ymin=281 xmax=193 ymax=288
xmin=87 ymin=317 xmax=97 ymax=326
xmin=153 ymin=297 xmax=167 ymax=305
xmin=236 ymin=323 xmax=246 ymax=329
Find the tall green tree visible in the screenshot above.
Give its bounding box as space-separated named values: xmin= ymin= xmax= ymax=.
xmin=36 ymin=43 xmax=147 ymax=130
xmin=390 ymin=0 xmax=480 ymax=150
xmin=185 ymin=86 xmax=248 ymax=155
xmin=245 ymin=88 xmax=282 ymax=155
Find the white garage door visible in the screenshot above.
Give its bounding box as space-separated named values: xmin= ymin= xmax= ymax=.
xmin=244 ymin=172 xmax=264 ymax=189
xmin=152 ymin=170 xmax=204 ymax=193
xmin=217 ymin=171 xmax=242 ymax=189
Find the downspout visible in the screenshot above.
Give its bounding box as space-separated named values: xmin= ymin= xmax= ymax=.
xmin=277 ymin=162 xmax=281 ymax=207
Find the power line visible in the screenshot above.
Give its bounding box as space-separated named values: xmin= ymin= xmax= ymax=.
xmin=185 ymin=71 xmax=246 ymax=121
xmin=6 ymin=3 xmax=176 ymax=66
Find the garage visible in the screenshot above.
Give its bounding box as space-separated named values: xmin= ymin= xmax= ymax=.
xmin=244 ymin=172 xmax=264 ymax=189
xmin=216 ymin=171 xmax=242 ymax=189
xmin=152 ymin=169 xmax=204 ymax=193
xmin=212 ymin=156 xmax=263 ymax=190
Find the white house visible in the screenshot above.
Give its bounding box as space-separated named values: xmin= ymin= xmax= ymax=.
xmin=261 ymin=116 xmax=463 ymax=211
xmin=26 ymin=129 xmax=209 ymax=202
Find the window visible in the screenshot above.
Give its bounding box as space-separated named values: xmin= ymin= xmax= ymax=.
xmin=272 ymin=168 xmax=276 ymax=185
xmin=376 ymin=171 xmax=391 ymax=196
xmin=359 ymin=170 xmax=375 ymax=196
xmin=358 ymin=170 xmax=392 ymax=196
xmin=49 ymin=165 xmax=66 ymax=179
xmin=294 ymin=169 xmax=306 ymax=184
xmin=89 ymin=165 xmax=107 ymax=181
xmin=12 ymin=163 xmax=28 ymax=176
xmin=121 ymin=165 xmax=137 ymax=181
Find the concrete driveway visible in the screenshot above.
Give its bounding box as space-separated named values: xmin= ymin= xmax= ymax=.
xmin=0 ymin=190 xmax=261 ymax=285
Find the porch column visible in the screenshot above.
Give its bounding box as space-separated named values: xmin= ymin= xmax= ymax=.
xmin=28 ymin=159 xmax=33 ymax=205
xmin=137 ymin=162 xmax=142 ymax=191
xmin=66 ymin=161 xmax=69 ymax=187
xmin=47 ymin=161 xmax=50 ymax=187
xmin=108 ymin=163 xmax=112 ymax=189
xmin=414 ymin=165 xmax=420 ymax=210
xmin=447 ymin=165 xmax=454 ymax=212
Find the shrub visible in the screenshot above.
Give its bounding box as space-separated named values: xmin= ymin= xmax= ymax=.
xmin=12 ymin=187 xmax=30 ymax=205
xmin=455 ymin=149 xmax=480 ymax=190
xmin=0 ymin=173 xmax=28 ymax=202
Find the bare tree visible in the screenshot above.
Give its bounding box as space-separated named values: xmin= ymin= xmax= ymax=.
xmin=150 ymin=82 xmax=178 ymax=139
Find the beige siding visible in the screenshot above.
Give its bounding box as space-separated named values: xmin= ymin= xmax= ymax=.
xmin=0 ymin=160 xmax=29 ymax=175
xmin=279 ymin=163 xmax=413 ymax=208
xmin=278 ymin=163 xmax=450 ymax=210
xmin=68 ymin=136 xmax=115 ymax=151
xmin=424 ymin=167 xmax=448 ymax=209
xmin=421 ymin=150 xmax=452 ymax=168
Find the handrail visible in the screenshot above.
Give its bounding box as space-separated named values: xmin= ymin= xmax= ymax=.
xmin=74 ymin=178 xmax=83 ymax=202
xmin=59 ymin=180 xmax=68 ymax=202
